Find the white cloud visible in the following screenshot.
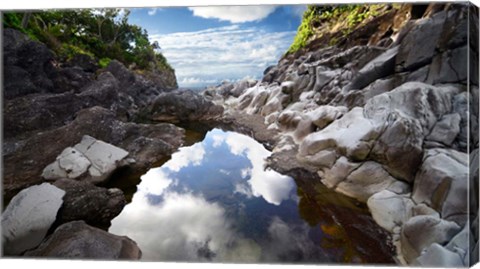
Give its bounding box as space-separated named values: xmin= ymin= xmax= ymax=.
xmin=138 ymin=168 xmax=173 ymax=195
xmin=164 ymin=143 xmax=206 ymax=172
xmin=147 ymin=8 xmax=162 ymax=16
xmin=150 ymin=25 xmax=295 ymax=88
xmin=223 ymin=132 xmax=294 ymax=206
xmin=110 ymin=191 xmax=261 ymax=262
xmin=188 ymin=6 xmax=277 ymax=23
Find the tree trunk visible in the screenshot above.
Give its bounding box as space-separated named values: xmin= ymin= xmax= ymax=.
xmin=21 ymin=12 xmax=31 ymax=28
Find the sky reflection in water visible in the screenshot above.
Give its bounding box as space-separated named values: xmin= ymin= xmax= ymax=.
xmin=109 ymin=129 xmax=331 ymax=263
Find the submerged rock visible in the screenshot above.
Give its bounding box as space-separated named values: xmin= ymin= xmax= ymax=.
xmin=2 ymin=183 xmax=65 ymax=255
xmin=25 ymin=221 xmax=141 ymax=259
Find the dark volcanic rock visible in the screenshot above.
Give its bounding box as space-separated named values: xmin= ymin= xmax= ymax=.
xmin=65 ymin=53 xmax=99 ymax=73
xmin=52 ymin=179 xmax=126 ymax=229
xmin=25 ymin=221 xmax=141 ymax=260
xmin=145 ymin=90 xmax=224 ymax=122
xmin=4 ymin=73 xmax=120 ymax=139
xmin=3 ymin=106 xmax=184 ymax=201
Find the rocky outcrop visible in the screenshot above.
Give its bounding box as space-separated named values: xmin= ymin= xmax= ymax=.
xmin=25 ymin=221 xmax=141 ymax=259
xmin=203 ymin=3 xmax=478 ymax=267
xmin=3 ymin=106 xmax=184 ymax=201
xmin=42 ymin=135 xmax=129 ymax=184
xmin=2 ymin=183 xmax=65 ymax=255
xmin=52 ymin=179 xmax=126 ymax=229
xmin=143 ymin=90 xmax=224 ymax=122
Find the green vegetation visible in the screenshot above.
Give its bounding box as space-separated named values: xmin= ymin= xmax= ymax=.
xmin=287 ymin=4 xmax=387 ymax=54
xmin=3 ymin=9 xmax=173 ymax=72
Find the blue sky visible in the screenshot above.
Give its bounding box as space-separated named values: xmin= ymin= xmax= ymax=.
xmin=127 ymin=5 xmax=306 ymax=88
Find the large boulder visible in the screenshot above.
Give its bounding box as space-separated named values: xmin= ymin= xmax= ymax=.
xmin=365 ymin=82 xmax=459 ymax=182
xmin=412 ymin=148 xmax=469 ymax=225
xmin=52 ymin=179 xmax=126 ymax=229
xmin=145 ymin=90 xmax=224 ymax=122
xmin=367 ymin=190 xmax=415 ymax=232
xmin=401 ymin=215 xmax=461 ymax=263
xmin=335 ymin=161 xmax=398 ymax=202
xmin=2 ymin=183 xmax=65 ymax=255
xmin=395 ymin=10 xmax=446 ymax=71
xmin=25 ymin=221 xmax=141 ymax=259
xmin=42 ymin=135 xmax=129 ymax=184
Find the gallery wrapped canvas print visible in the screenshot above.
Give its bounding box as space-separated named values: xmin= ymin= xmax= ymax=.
xmin=1 ymin=1 xmax=479 ymax=267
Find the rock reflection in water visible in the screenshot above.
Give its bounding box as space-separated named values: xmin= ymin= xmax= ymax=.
xmin=109 ymin=129 xmax=386 ymax=263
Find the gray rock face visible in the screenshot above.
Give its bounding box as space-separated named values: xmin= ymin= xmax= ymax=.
xmin=336 ymin=161 xmax=398 ymax=202
xmin=396 ymin=10 xmax=446 ymax=71
xmin=413 ymin=243 xmax=465 ymax=267
xmin=52 ymin=179 xmax=126 ymax=229
xmin=145 ymin=90 xmax=224 ymax=122
xmin=401 ymin=215 xmax=461 ymax=263
xmin=367 ymin=190 xmax=414 ymax=232
xmin=25 ymin=221 xmax=141 ymax=260
xmin=42 ymin=135 xmax=129 ymax=184
xmin=412 ymin=148 xmax=469 ymax=225
xmin=2 ymin=183 xmax=65 ymax=255
xmin=425 ymin=113 xmax=461 ymax=146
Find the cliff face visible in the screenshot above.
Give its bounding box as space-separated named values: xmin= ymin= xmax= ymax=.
xmin=205 ymin=3 xmax=479 ymax=267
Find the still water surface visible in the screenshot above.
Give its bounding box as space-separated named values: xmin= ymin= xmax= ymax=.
xmin=109 ymin=129 xmax=392 ymax=263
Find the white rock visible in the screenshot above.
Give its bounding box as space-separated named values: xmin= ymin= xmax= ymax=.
xmin=41 ymin=135 xmax=129 ymax=184
xmin=78 ymin=138 xmax=129 ymax=177
xmin=413 ymin=243 xmax=464 ymax=267
xmin=367 ymin=190 xmax=414 ymax=232
xmin=305 ymin=105 xmax=348 ymax=130
xmin=336 ymin=161 xmax=397 ymax=202
xmin=321 ymin=156 xmax=360 ymax=189
xmin=298 ymin=107 xmax=378 ymax=162
xmin=425 ymin=113 xmax=461 ymax=146
xmin=412 ymin=203 xmax=440 ymax=218
xmin=2 ymin=183 xmax=65 ymax=255
xmin=401 ymin=215 xmax=461 ymax=263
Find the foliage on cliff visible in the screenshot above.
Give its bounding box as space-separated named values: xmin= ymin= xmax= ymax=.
xmin=287 ymin=4 xmax=391 ymax=54
xmin=3 ymin=9 xmax=173 ymax=73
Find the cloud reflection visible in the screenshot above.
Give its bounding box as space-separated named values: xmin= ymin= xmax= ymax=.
xmin=222 ymin=131 xmax=295 ymax=206
xmin=163 ymin=142 xmax=206 ymax=172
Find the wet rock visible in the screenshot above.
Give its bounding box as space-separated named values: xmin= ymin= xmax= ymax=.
xmin=145 ymin=90 xmax=224 ymax=122
xmin=52 ymin=179 xmax=126 ymax=228
xmin=2 ymin=183 xmax=65 ymax=255
xmin=401 ymin=215 xmax=461 ymax=263
xmin=412 ymin=148 xmax=469 ymax=225
xmin=42 ymin=135 xmax=129 ymax=184
xmin=367 ymin=190 xmax=414 ymax=232
xmin=25 ymin=221 xmax=141 ymax=259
